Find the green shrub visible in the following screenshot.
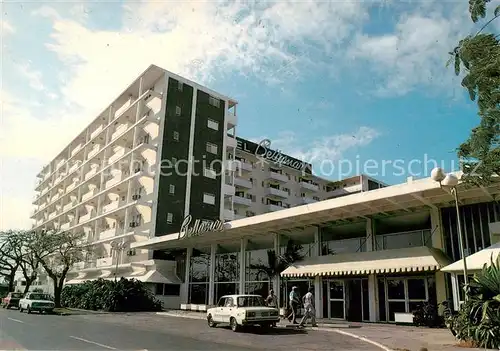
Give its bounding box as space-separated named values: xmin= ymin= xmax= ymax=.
xmin=448 ymin=257 xmax=500 ymax=349
xmin=61 ymin=278 xmax=162 ymax=312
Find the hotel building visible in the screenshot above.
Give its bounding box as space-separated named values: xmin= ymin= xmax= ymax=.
xmin=28 ymin=64 xmax=385 ymax=307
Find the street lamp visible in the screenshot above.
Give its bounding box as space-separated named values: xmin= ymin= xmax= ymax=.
xmin=430 ymin=167 xmax=469 ymax=295
xmin=110 ymin=240 xmax=128 ymax=282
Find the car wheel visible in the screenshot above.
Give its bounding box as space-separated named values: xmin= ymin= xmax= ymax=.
xmin=230 ymin=317 xmax=240 ymax=332
xmin=19 ymin=306 xmax=23 ymax=313
xmin=27 ymin=306 xmax=31 ymax=314
xmin=207 ymin=315 xmax=217 ymax=328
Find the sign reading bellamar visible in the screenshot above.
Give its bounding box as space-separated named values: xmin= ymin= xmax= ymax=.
xmin=236 ymin=137 xmax=311 ymax=173
xmin=178 ymin=215 xmax=226 ymax=239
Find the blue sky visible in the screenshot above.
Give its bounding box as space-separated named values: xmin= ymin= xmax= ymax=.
xmin=1 ymin=0 xmax=498 ymax=230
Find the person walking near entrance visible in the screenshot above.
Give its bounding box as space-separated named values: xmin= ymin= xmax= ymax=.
xmin=287 ymin=286 xmax=300 ymax=324
xmin=266 ymin=289 xmax=278 ymax=327
xmin=299 ymin=287 xmax=318 ymax=328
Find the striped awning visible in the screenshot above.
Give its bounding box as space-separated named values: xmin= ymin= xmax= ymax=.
xmin=281 ymin=246 xmax=451 ymax=278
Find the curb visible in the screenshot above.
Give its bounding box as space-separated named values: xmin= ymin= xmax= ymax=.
xmin=157 ymin=312 xmax=206 ymax=320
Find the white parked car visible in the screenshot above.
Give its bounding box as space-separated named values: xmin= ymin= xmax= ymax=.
xmin=19 ymin=292 xmax=55 ymax=314
xmin=206 ymin=294 xmax=280 ymax=332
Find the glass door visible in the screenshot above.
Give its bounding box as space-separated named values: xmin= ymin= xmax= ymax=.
xmin=327 ymin=280 xmax=345 ymax=319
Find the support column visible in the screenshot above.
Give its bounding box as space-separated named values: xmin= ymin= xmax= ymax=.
xmin=273 ymin=233 xmax=281 ymax=308
xmin=313 ymin=226 xmax=322 ymax=318
xmin=181 ymin=248 xmax=192 ymax=305
xmin=450 ymin=274 xmax=460 ymax=311
xmin=431 ymin=207 xmax=448 ymax=315
xmin=208 ymin=244 xmax=217 ymax=306
xmin=366 ymin=218 xmax=378 ymax=322
xmin=239 ymin=238 xmax=247 ymax=294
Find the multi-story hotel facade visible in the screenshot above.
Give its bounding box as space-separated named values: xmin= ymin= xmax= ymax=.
xmin=29 ymin=64 xmax=500 ymax=321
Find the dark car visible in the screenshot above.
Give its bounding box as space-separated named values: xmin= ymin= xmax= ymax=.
xmin=1 ymin=292 xmax=23 ymax=309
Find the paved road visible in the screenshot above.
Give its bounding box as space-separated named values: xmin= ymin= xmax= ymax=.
xmin=0 ymin=308 xmax=380 ymax=350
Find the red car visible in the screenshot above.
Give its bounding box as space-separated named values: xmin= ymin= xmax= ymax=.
xmin=1 ymin=292 xmax=23 ymax=309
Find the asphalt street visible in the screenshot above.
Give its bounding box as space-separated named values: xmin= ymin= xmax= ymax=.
xmin=0 ymin=308 xmax=380 ymax=350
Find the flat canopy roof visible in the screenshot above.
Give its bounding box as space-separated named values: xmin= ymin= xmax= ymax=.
xmin=281 ymin=246 xmax=451 ymax=278
xmin=132 ymin=173 xmax=500 ymax=251
xmin=441 ymin=242 xmax=500 ymax=273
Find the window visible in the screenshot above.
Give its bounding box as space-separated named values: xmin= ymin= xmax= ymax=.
xmin=203 ymin=168 xmax=216 ymax=179
xmin=166 ymin=213 xmax=173 ymax=223
xmin=178 ymin=81 xmax=183 ymax=91
xmin=175 ymin=106 xmax=182 ymax=116
xmin=169 ymin=184 xmax=175 ymax=194
xmin=206 ymin=142 xmax=218 ymax=155
xmin=173 ymin=131 xmax=179 ymax=141
xmin=209 ymin=96 xmax=220 ymax=108
xmin=155 ymin=283 xmax=180 ymax=296
xmin=203 ymin=193 xmax=216 ymax=205
xmin=207 ymin=119 xmax=219 ymax=131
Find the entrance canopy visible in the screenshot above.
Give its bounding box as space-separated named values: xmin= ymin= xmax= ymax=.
xmin=132 ymin=173 xmax=500 ymax=251
xmin=441 ymin=242 xmax=500 ymax=273
xmin=280 ymin=246 xmax=452 ymax=278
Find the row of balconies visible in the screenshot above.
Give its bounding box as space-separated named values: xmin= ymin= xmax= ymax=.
xmin=37 ymin=87 xmax=160 ymax=183
xmin=36 ymin=133 xmax=152 ymax=198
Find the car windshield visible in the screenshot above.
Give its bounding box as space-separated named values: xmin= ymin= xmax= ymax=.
xmin=30 ymin=294 xmax=51 ymax=300
xmin=237 ymin=296 xmax=266 ymax=307
xmin=11 ymin=293 xmax=22 ymax=298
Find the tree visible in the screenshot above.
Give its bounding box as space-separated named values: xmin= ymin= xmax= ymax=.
xmin=249 ymin=239 xmax=305 ymax=288
xmin=0 ymin=232 xmax=21 ymax=293
xmin=28 ymin=230 xmax=90 ymax=307
xmin=1 ymin=230 xmax=41 ymax=293
xmin=449 ymin=0 xmax=500 ymax=185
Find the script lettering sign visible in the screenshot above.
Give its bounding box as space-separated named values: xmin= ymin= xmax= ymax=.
xmin=178 ymin=215 xmax=225 ymax=240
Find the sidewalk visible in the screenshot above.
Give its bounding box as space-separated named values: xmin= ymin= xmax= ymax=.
xmin=157 ymin=310 xmax=484 ymax=351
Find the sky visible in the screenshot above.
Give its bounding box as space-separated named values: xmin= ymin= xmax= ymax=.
xmin=1 ymin=0 xmax=499 ymax=231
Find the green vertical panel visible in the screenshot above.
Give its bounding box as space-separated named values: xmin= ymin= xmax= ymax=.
xmin=154 ymin=78 xmax=193 ymax=237
xmin=189 ymin=90 xmax=225 ymax=221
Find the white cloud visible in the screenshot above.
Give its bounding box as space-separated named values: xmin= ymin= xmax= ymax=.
xmin=1 ymin=20 xmax=15 ymax=35
xmin=348 ymin=5 xmax=473 ymax=96
xmin=42 ymin=1 xmax=367 ymax=115
xmin=16 ymin=62 xmax=46 ymax=91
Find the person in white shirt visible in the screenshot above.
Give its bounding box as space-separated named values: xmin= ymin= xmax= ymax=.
xmin=299 ymin=287 xmax=318 ymax=327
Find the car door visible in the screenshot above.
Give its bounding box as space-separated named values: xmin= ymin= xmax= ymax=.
xmin=214 ymin=298 xmax=226 ymax=323
xmin=223 ymin=297 xmax=234 ymax=323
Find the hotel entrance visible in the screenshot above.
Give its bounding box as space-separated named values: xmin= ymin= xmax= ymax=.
xmin=322 ymin=278 xmax=369 ymax=322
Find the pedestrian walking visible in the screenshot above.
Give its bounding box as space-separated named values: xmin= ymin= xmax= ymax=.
xmin=287 ymin=286 xmax=300 ymax=324
xmin=266 ymin=289 xmax=278 ymax=327
xmin=299 ymin=287 xmax=318 ymax=327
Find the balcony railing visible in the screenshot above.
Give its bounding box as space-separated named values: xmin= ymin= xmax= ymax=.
xmin=299 ymin=181 xmax=319 ymax=192
xmin=96 ymin=257 xmax=112 ymax=268
xmin=268 ymin=171 xmax=288 ymax=183
xmin=266 ymin=187 xmax=288 ymax=199
xmin=233 ymin=195 xmax=252 ymax=207
xmin=267 ymin=204 xmax=286 ymax=212
xmin=234 ymin=177 xmax=252 ymax=189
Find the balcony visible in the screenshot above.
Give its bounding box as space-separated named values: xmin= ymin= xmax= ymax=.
xmin=223 ymin=183 xmax=235 ymax=196
xmin=87 ymin=145 xmax=101 ymax=159
xmin=266 ymin=187 xmax=288 ymax=199
xmin=96 ymin=257 xmax=112 ymax=268
xmin=101 ymin=200 xmax=120 ymax=214
xmin=55 ymin=159 xmax=66 ymax=171
xmin=224 ymin=209 xmax=235 ymax=221
xmin=84 ymin=166 xmax=99 ymax=181
xmin=234 ymin=177 xmax=252 ymax=189
xmin=73 ymin=261 xmax=85 ymax=270
xmin=299 ymin=181 xmax=319 ymax=192
xmin=78 ymin=211 xmax=94 ymax=224
xmin=111 ymin=123 xmax=130 ymax=141
xmin=81 ymin=188 xmax=97 ymax=201
xmin=268 ymin=171 xmax=288 ymax=183
xmin=267 ymin=204 xmax=286 ymax=212
xmin=63 ymin=201 xmax=75 ymax=212
xmin=301 ymin=197 xmax=318 ymax=205
xmin=66 ymin=181 xmax=78 ymax=193
xmin=226 ymin=135 xmax=237 ymax=148
xmin=234 ymin=160 xmax=252 ymax=173
xmin=90 ymin=125 xmax=104 ymax=140
xmin=233 ymin=195 xmax=252 ymax=207
xmin=48 ymin=211 xmax=57 ymax=220
xmin=98 ymin=228 xmax=116 ymax=240
xmin=227 ymin=111 xmax=237 ymax=127
xmin=105 ymin=173 xmax=124 ymax=189
xmin=71 ymin=144 xmax=83 ymax=157
xmin=326 ymin=184 xmax=363 ymax=198
xmin=60 ymin=222 xmax=71 ymax=230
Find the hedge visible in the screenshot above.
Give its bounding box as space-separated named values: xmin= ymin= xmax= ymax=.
xmin=61 ymin=278 xmax=162 ymax=312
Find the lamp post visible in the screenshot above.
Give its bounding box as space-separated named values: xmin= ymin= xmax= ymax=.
xmin=110 ymin=240 xmax=128 ymax=282
xmin=430 ymin=168 xmax=469 ymax=297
